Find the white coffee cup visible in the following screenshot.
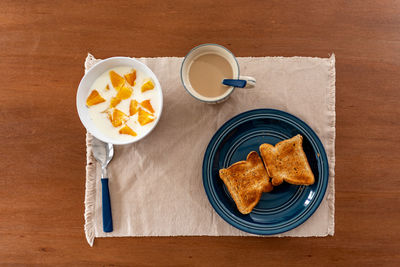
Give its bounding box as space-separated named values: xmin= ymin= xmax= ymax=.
xmin=180 ymin=44 xmax=256 ymax=104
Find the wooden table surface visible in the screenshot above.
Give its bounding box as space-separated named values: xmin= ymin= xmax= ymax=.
xmin=1 ymin=0 xmax=399 ymax=265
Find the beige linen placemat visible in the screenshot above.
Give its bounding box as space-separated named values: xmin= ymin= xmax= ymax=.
xmin=84 ymin=54 xmax=335 ymax=246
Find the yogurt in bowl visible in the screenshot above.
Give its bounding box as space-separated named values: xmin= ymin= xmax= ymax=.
xmin=77 ymin=57 xmax=163 ymax=145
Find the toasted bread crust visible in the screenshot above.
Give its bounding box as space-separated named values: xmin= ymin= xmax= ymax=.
xmin=259 ymin=134 xmax=315 ymax=186
xmin=219 ymin=151 xmax=273 ymax=214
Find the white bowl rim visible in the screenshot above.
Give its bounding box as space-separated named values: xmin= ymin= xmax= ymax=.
xmin=76 ymin=56 xmax=163 ymax=145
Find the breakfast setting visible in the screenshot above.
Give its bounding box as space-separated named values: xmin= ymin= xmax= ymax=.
xmin=5 ymin=1 xmax=399 ymax=265
xmin=77 ymin=44 xmax=335 ymax=246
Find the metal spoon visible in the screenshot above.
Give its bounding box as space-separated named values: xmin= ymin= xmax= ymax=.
xmin=91 ymin=137 xmax=114 ymax=232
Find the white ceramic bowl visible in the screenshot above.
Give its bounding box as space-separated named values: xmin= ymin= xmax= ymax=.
xmin=76 ymin=57 xmax=163 ymax=145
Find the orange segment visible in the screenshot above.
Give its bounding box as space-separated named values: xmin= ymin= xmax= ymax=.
xmin=141 ymin=79 xmax=155 ymax=92
xmin=129 ymin=99 xmax=139 ymax=116
xmin=86 ymin=90 xmax=106 ymax=106
xmin=124 ymin=70 xmax=136 ymax=86
xmin=140 ymin=100 xmax=155 ymax=113
xmin=105 ymin=84 xmax=110 ymax=90
xmin=109 ymin=71 xmax=125 ymax=90
xmin=116 ymin=85 xmax=133 ymax=100
xmin=138 ymin=108 xmax=155 ymax=126
xmin=111 ymin=109 xmax=128 ymax=127
xmin=110 ymin=97 xmax=121 ymax=108
xmin=119 ymin=125 xmax=137 ymax=136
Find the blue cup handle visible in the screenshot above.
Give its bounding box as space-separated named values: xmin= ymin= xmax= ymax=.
xmin=222 ymin=76 xmax=256 ymax=88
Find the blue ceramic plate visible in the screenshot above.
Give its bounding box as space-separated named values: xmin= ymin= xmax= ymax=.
xmin=202 ymin=109 xmax=329 ymax=235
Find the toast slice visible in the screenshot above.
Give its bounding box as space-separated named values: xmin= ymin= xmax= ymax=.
xmin=219 ymin=151 xmax=273 ymax=214
xmin=259 ymin=134 xmax=315 ymax=186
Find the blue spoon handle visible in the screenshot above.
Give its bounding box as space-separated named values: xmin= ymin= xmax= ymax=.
xmin=101 ymin=178 xmax=113 ymax=232
xmin=222 ymin=79 xmax=247 ymax=88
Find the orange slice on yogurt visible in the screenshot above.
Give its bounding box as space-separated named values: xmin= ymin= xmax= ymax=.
xmin=111 ymin=109 xmax=128 ymax=127
xmin=138 ymin=108 xmax=155 ymax=126
xmin=86 ymin=90 xmax=106 ymax=106
xmin=109 ymin=71 xmax=125 ymax=90
xmin=141 ymin=79 xmax=155 ymax=92
xmin=129 ymin=99 xmax=139 ymax=116
xmin=140 ymin=100 xmax=155 ymax=113
xmin=124 ymin=70 xmax=136 ymax=86
xmin=119 ymin=125 xmax=137 ymax=136
xmin=110 ymin=97 xmax=121 ymax=108
xmin=116 ymin=85 xmax=133 ymax=100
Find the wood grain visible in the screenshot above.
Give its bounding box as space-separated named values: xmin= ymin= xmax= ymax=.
xmin=1 ymin=0 xmax=399 ymax=265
